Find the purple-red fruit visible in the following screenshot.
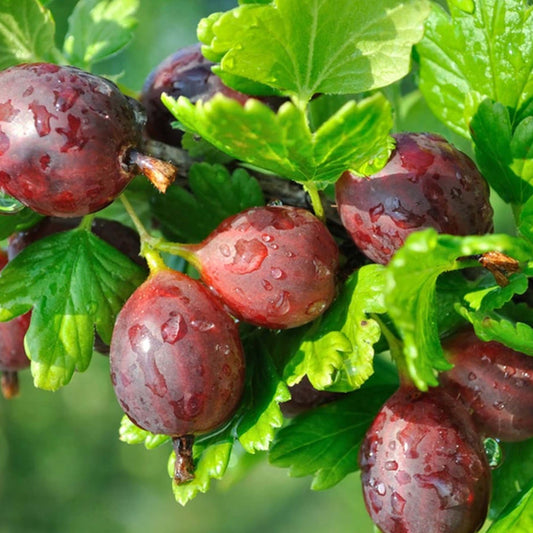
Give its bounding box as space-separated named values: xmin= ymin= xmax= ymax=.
xmin=359 ymin=386 xmax=491 ymax=533
xmin=335 ymin=132 xmax=494 ymax=264
xmin=0 ymin=63 xmax=174 ymax=217
xmin=0 ymin=251 xmax=30 ymax=398
xmin=280 ymin=376 xmax=342 ymax=417
xmin=110 ymin=268 xmax=245 ymax=438
xmin=187 ymin=205 xmax=339 ymax=329
xmin=440 ymin=327 xmax=533 ymax=442
xmin=140 ymin=43 xmax=284 ymax=147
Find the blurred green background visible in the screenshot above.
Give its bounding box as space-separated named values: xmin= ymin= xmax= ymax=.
xmin=0 ymin=1 xmax=375 ymax=532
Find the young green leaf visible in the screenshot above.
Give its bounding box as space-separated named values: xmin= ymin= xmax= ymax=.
xmin=63 ymin=0 xmax=139 ymax=69
xmin=269 ymin=386 xmax=395 ymax=490
xmin=491 ymin=440 xmax=533 ymax=519
xmin=0 ymin=229 xmax=145 ymax=390
xmin=385 ymin=229 xmax=533 ymax=390
xmin=0 ymin=210 xmax=43 ymax=241
xmin=281 ymin=264 xmax=387 ymax=392
xmin=151 ymin=163 xmax=264 ymax=243
xmin=236 ymin=336 xmax=290 ymax=453
xmin=487 ymin=478 xmax=533 ymax=533
xmin=470 ymin=99 xmax=533 ymax=207
xmin=520 ymin=195 xmax=533 ymax=243
xmin=198 ymin=0 xmax=430 ymax=105
xmin=118 ymin=415 xmax=170 ymax=449
xmin=169 ymin=440 xmax=233 ymax=506
xmin=0 ymin=0 xmax=61 ymax=69
xmin=456 ymin=267 xmax=533 ymax=355
xmin=164 ymin=92 xmax=393 ymax=189
xmin=417 ymin=0 xmax=533 ymax=137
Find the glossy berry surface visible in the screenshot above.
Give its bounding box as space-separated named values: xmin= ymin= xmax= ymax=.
xmin=0 ymin=251 xmax=30 ymax=398
xmin=280 ymin=376 xmax=342 ymax=417
xmin=0 ymin=63 xmax=143 ymax=216
xmin=335 ymin=132 xmax=494 ymax=264
xmin=189 ymin=205 xmax=339 ymax=329
xmin=359 ymin=386 xmax=491 ymax=533
xmin=110 ymin=269 xmax=245 ymax=437
xmin=440 ymin=327 xmax=533 ymax=442
xmin=141 ymin=43 xmax=284 ymax=146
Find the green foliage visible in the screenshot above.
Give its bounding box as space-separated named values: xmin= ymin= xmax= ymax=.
xmin=199 ymin=0 xmax=430 ymax=105
xmin=0 ymin=229 xmax=145 ymax=390
xmin=164 ymin=92 xmax=394 ymax=189
xmin=488 ymin=478 xmax=533 ymax=533
xmin=63 ymin=0 xmax=139 ymax=69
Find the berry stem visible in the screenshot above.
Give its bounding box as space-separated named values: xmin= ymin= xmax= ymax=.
xmin=303 ymin=183 xmax=325 ymax=221
xmin=153 ymin=241 xmax=203 ymax=272
xmin=172 ymin=435 xmax=196 ymax=484
xmin=119 ymin=194 xmax=166 ymax=274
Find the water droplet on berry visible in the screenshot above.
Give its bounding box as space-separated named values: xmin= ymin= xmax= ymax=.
xmin=267 ymin=291 xmax=291 ymax=316
xmin=262 ymin=279 xmax=273 ymax=291
xmin=313 ymin=257 xmax=331 ymax=280
xmin=226 ymin=238 xmax=267 ymax=274
xmin=306 ymin=300 xmax=327 ymax=316
xmin=219 ymin=244 xmax=231 ymax=257
xmin=468 ymin=372 xmax=477 ymax=381
xmin=385 ymin=460 xmax=398 ymax=471
xmin=29 ymin=101 xmax=55 ymax=137
xmin=390 ymin=491 xmax=406 ymax=514
xmin=270 ymin=267 xmax=285 ymax=280
xmin=190 ymin=319 xmax=215 ymax=332
xmin=128 ymin=324 xmax=161 ymax=355
xmin=161 ymin=311 xmax=188 ymax=343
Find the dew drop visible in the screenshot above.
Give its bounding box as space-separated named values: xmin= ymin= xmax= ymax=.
xmin=0 ymin=127 xmax=9 ymax=155
xmin=270 ymin=267 xmax=285 ymax=280
xmin=40 ymin=154 xmax=51 ymax=170
xmin=375 ymin=482 xmax=386 ymax=496
xmin=468 ymin=372 xmax=477 ymax=381
xmin=267 ymin=291 xmax=291 ymax=316
xmin=262 ymin=279 xmax=273 ymax=291
xmin=225 ymin=238 xmax=268 ymax=274
xmin=161 ymin=311 xmax=188 ymax=344
xmin=313 ymin=257 xmax=331 ymax=280
xmin=493 ymin=400 xmax=505 ymax=411
xmin=385 ymin=460 xmax=398 ymax=471
xmin=219 ymin=244 xmax=231 ymax=257
xmin=390 ymin=491 xmax=406 ymax=514
xmin=0 ymin=100 xmax=19 ymax=122
xmin=190 ymin=319 xmax=215 ymax=332
xmin=261 ymin=234 xmax=274 ymax=243
xmin=29 ymin=101 xmax=55 ymax=137
xmin=128 ymin=324 xmax=160 ymax=356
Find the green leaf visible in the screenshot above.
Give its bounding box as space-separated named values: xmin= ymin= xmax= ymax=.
xmin=118 ymin=415 xmax=170 ymax=449
xmin=199 ymin=0 xmax=430 ymax=104
xmin=520 ymin=195 xmax=533 ymax=243
xmin=281 ymin=264 xmax=387 ymax=392
xmin=0 ymin=229 xmax=145 ymax=390
xmin=385 ymin=229 xmax=533 ymax=390
xmin=236 ymin=336 xmax=290 ymax=453
xmin=269 ymin=386 xmax=394 ymax=490
xmin=169 ymin=440 xmax=233 ymax=506
xmin=0 ymin=0 xmax=61 ymax=69
xmin=491 ymin=440 xmax=533 ymax=519
xmin=164 ymin=92 xmax=393 ymax=189
xmin=488 ymin=478 xmax=533 ymax=533
xmin=417 ymin=0 xmax=533 ymax=137
xmin=456 ymin=267 xmax=533 ymax=355
xmin=470 ymin=99 xmax=533 ymax=206
xmin=151 ymin=163 xmax=264 ymax=243
xmin=0 ymin=210 xmax=43 ymax=241
xmin=63 ymin=0 xmax=139 ymax=69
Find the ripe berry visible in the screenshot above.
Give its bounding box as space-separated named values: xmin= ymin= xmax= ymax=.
xmin=140 ymin=43 xmax=285 ymax=146
xmin=0 ymin=251 xmax=30 ymax=398
xmin=110 ymin=269 xmax=245 ymax=481
xmin=0 ymin=63 xmax=175 ymax=217
xmin=280 ymin=376 xmax=342 ymax=417
xmin=184 ymin=205 xmax=339 ymax=329
xmin=359 ymin=386 xmax=491 ymax=533
xmin=335 ymin=133 xmax=494 ymax=264
xmin=440 ymin=327 xmax=533 ymax=442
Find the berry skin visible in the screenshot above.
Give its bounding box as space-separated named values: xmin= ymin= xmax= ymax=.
xmin=0 ymin=251 xmax=30 ymax=398
xmin=280 ymin=376 xmax=342 ymax=417
xmin=440 ymin=327 xmax=533 ymax=442
xmin=359 ymin=386 xmax=491 ymax=533
xmin=187 ymin=205 xmax=339 ymax=329
xmin=335 ymin=132 xmax=494 ymax=264
xmin=0 ymin=63 xmax=174 ymax=217
xmin=110 ymin=269 xmax=245 ymax=438
xmin=140 ymin=43 xmax=285 ymax=146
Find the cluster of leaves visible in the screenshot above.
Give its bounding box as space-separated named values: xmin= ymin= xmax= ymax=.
xmin=0 ymin=0 xmax=533 ymax=529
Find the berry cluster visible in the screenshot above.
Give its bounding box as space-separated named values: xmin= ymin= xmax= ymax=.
xmin=0 ymin=39 xmax=528 ymax=533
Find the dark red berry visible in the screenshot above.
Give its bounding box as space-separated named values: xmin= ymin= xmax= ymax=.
xmin=186 ymin=205 xmax=339 ymax=329
xmin=0 ymin=63 xmax=175 ymax=217
xmin=140 ymin=43 xmax=285 ymax=147
xmin=440 ymin=327 xmax=533 ymax=442
xmin=359 ymin=386 xmax=491 ymax=533
xmin=335 ymin=133 xmax=494 ymax=264
xmin=0 ymin=250 xmax=30 ymax=398
xmin=110 ymin=268 xmax=245 ymax=437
